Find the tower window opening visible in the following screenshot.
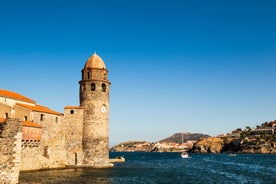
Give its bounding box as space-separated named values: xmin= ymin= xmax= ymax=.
xmin=5 ymin=113 xmax=8 ymax=118
xmin=75 ymin=153 xmax=78 ymax=165
xmin=87 ymin=72 xmax=91 ymax=79
xmin=91 ymin=83 xmax=96 ymax=91
xmin=102 ymin=83 xmax=106 ymax=92
xmin=24 ymin=116 xmax=27 ymax=121
xmin=70 ymin=110 xmax=74 ymax=114
xmin=55 ymin=117 xmax=58 ymax=123
xmin=40 ymin=114 xmax=44 ymax=121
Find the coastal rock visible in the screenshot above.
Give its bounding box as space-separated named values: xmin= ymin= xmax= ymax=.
xmin=239 ymin=138 xmax=276 ymax=154
xmin=192 ymin=137 xmax=224 ymax=153
xmin=222 ymin=138 xmax=241 ymax=152
xmin=258 ymin=147 xmax=270 ymax=154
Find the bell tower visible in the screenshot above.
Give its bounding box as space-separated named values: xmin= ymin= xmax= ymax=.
xmin=79 ymin=52 xmax=113 ymax=167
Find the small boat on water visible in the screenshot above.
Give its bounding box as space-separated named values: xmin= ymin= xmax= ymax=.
xmin=228 ymin=153 xmax=237 ymax=157
xmin=180 ymin=132 xmax=189 ymax=158
xmin=181 ymin=152 xmax=189 ymax=158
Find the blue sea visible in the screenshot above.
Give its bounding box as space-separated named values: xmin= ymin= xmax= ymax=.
xmin=19 ymin=152 xmax=276 ymax=184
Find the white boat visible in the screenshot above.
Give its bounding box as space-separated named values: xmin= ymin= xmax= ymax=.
xmin=180 ymin=132 xmax=189 ymax=158
xmin=228 ymin=153 xmax=237 ymax=157
xmin=181 ymin=152 xmax=189 ymax=158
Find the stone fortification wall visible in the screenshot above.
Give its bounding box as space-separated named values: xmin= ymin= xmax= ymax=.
xmin=20 ymin=112 xmax=66 ymax=171
xmin=0 ymin=119 xmax=22 ymax=184
xmin=63 ymin=106 xmax=84 ymax=165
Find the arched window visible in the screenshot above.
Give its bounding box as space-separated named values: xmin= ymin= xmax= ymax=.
xmin=91 ymin=83 xmax=96 ymax=91
xmin=102 ymin=83 xmax=106 ymax=92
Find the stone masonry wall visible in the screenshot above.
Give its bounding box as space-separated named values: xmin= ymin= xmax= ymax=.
xmin=80 ymin=68 xmax=112 ymax=167
xmin=0 ymin=119 xmax=22 ymax=184
xmin=0 ymin=103 xmax=12 ymax=118
xmin=20 ymin=112 xmax=66 ymax=171
xmin=63 ymin=107 xmax=84 ymax=166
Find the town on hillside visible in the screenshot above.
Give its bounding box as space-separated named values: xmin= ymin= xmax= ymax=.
xmin=111 ymin=120 xmax=276 ymax=154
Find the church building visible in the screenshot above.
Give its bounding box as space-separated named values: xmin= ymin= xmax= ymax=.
xmin=0 ymin=53 xmax=113 ymax=175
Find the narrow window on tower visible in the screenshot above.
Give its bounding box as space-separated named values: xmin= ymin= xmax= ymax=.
xmin=91 ymin=83 xmax=96 ymax=91
xmin=24 ymin=116 xmax=27 ymax=121
xmin=87 ymin=72 xmax=91 ymax=79
xmin=40 ymin=114 xmax=44 ymax=121
xmin=70 ymin=110 xmax=74 ymax=114
xmin=5 ymin=112 xmax=8 ymax=118
xmin=102 ymin=83 xmax=106 ymax=92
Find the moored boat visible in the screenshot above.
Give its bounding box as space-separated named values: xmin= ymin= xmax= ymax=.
xmin=181 ymin=152 xmax=189 ymax=158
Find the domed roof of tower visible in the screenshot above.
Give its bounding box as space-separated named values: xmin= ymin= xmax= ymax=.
xmin=84 ymin=52 xmax=106 ymax=69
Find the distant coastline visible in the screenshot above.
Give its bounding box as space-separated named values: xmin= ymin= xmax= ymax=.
xmin=111 ymin=120 xmax=276 ymax=154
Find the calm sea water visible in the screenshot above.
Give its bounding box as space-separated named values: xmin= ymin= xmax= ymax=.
xmin=19 ymin=152 xmax=276 ymax=184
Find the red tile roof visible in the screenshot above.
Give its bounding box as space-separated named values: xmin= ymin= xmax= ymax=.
xmin=16 ymin=103 xmax=62 ymax=115
xmin=0 ymin=118 xmax=6 ymax=123
xmin=0 ymin=118 xmax=41 ymax=128
xmin=23 ymin=121 xmax=42 ymax=128
xmin=0 ymin=89 xmax=35 ymax=104
xmin=64 ymin=106 xmax=83 ymax=109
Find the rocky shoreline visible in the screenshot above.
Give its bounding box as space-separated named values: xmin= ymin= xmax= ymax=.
xmin=111 ymin=121 xmax=276 ymax=154
xmin=110 ymin=137 xmax=276 ymax=154
xmin=191 ymin=137 xmax=276 ymax=154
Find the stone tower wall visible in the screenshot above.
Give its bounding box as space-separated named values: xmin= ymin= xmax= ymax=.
xmin=63 ymin=107 xmax=84 ymax=165
xmin=80 ymin=66 xmax=112 ymax=167
xmin=0 ymin=119 xmax=22 ymax=184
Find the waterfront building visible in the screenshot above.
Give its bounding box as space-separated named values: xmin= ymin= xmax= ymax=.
xmin=0 ymin=53 xmax=113 ymax=177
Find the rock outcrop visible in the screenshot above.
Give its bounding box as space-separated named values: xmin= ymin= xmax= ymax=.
xmin=191 ymin=137 xmax=276 ymax=154
xmin=191 ymin=137 xmax=225 ymax=153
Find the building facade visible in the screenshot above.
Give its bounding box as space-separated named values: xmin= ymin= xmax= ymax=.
xmin=0 ymin=53 xmax=113 ymax=175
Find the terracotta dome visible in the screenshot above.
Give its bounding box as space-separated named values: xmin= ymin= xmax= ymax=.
xmin=84 ymin=52 xmax=106 ymax=69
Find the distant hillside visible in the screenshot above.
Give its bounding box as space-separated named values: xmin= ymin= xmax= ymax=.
xmin=110 ymin=132 xmax=211 ymax=152
xmin=159 ymin=132 xmax=210 ymax=143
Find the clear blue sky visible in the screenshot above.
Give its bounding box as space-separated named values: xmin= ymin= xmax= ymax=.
xmin=1 ymin=0 xmax=276 ymax=146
